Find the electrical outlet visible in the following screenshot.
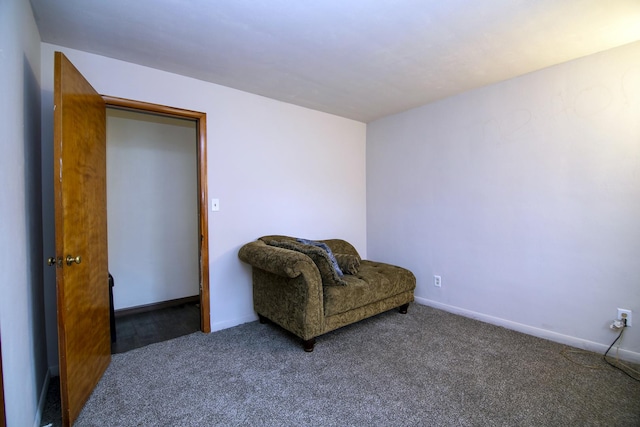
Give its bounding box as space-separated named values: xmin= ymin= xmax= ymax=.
xmin=617 ymin=308 xmax=632 ymax=327
xmin=434 ymin=275 xmax=441 ymax=287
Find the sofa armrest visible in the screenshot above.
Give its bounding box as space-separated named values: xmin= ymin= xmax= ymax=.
xmin=239 ymin=239 xmax=325 ymax=341
xmin=238 ymin=240 xmax=316 ymax=278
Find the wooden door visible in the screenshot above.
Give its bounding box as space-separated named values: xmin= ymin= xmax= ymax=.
xmin=54 ymin=52 xmax=110 ymax=427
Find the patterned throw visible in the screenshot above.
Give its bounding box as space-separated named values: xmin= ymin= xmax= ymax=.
xmin=266 ymin=239 xmax=348 ymax=286
xmin=296 ymin=238 xmax=344 ymax=276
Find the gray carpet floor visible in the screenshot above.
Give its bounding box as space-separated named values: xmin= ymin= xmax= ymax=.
xmin=60 ymin=304 xmax=639 ymax=426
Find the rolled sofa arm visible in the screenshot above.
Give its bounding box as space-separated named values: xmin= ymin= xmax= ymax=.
xmin=238 ymin=240 xmax=316 ymax=278
xmin=239 ymin=239 xmax=325 ymax=341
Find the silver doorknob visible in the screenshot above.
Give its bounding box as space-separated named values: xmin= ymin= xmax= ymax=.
xmin=66 ymin=255 xmax=81 ymax=266
xmin=47 ymin=257 xmax=57 ymax=266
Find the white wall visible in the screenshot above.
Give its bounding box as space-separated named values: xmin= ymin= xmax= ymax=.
xmin=367 ymin=41 xmax=640 ymax=361
xmin=0 ymin=0 xmax=49 ymax=426
xmin=107 ymin=109 xmax=199 ymax=310
xmin=40 ymin=43 xmax=367 ymax=366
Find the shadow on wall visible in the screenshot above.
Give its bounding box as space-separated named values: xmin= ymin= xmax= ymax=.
xmin=22 ymin=54 xmax=48 ymax=404
xmin=40 ymin=87 xmax=59 ymax=371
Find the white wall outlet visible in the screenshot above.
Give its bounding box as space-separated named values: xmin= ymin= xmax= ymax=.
xmin=617 ymin=308 xmax=632 ymax=327
xmin=434 ymin=275 xmax=441 ymax=287
xmin=211 ymin=198 xmax=220 ymax=211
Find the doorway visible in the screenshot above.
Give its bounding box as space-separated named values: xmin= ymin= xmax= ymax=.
xmin=51 ymin=53 xmax=210 ymax=426
xmin=103 ymin=96 xmax=211 ymax=334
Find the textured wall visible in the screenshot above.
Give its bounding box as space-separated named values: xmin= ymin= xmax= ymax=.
xmin=367 ymin=41 xmax=640 ymax=360
xmin=40 ymin=43 xmax=367 ymax=369
xmin=0 ymin=0 xmax=48 ymax=425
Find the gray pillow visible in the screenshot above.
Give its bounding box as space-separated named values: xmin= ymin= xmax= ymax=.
xmin=296 ymin=238 xmax=343 ymax=277
xmin=267 ymin=240 xmax=347 ymax=286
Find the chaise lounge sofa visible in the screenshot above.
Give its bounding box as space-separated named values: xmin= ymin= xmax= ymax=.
xmin=238 ymin=235 xmax=416 ymax=351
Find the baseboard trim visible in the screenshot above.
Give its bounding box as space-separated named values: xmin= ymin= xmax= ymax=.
xmin=415 ymin=297 xmax=640 ymax=364
xmin=34 ymin=369 xmax=51 ymax=427
xmin=115 ymin=295 xmax=200 ymax=318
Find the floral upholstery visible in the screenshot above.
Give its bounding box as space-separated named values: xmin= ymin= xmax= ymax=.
xmin=238 ymin=236 xmax=416 ymax=349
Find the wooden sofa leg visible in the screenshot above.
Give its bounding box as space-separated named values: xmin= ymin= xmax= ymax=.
xmin=302 ymin=338 xmax=316 ymax=352
xmin=399 ymin=303 xmax=409 ymax=314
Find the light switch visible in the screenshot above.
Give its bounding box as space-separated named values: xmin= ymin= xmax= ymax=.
xmin=211 ymin=198 xmax=220 ymax=211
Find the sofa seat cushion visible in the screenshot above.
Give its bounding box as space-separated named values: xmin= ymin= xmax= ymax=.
xmin=323 ymin=260 xmax=416 ymax=317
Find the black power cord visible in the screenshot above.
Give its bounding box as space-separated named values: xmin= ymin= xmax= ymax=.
xmin=602 ymin=320 xmax=640 ymax=382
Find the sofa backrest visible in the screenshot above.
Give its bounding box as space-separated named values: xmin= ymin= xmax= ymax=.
xmin=258 ymin=235 xmax=361 ymax=260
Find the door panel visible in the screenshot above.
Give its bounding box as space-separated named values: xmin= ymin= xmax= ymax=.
xmin=54 ymin=52 xmax=110 ymax=427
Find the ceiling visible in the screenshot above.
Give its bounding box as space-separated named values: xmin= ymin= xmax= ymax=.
xmin=30 ymin=0 xmax=640 ymax=122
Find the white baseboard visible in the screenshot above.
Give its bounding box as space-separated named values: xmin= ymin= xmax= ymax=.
xmin=415 ymin=297 xmax=640 ymax=364
xmin=34 ymin=369 xmax=51 ymax=427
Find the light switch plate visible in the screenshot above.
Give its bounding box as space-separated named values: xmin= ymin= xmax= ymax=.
xmin=211 ymin=198 xmax=220 ymax=211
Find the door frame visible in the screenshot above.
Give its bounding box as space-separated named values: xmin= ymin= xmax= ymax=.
xmin=102 ymin=96 xmax=211 ymax=333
